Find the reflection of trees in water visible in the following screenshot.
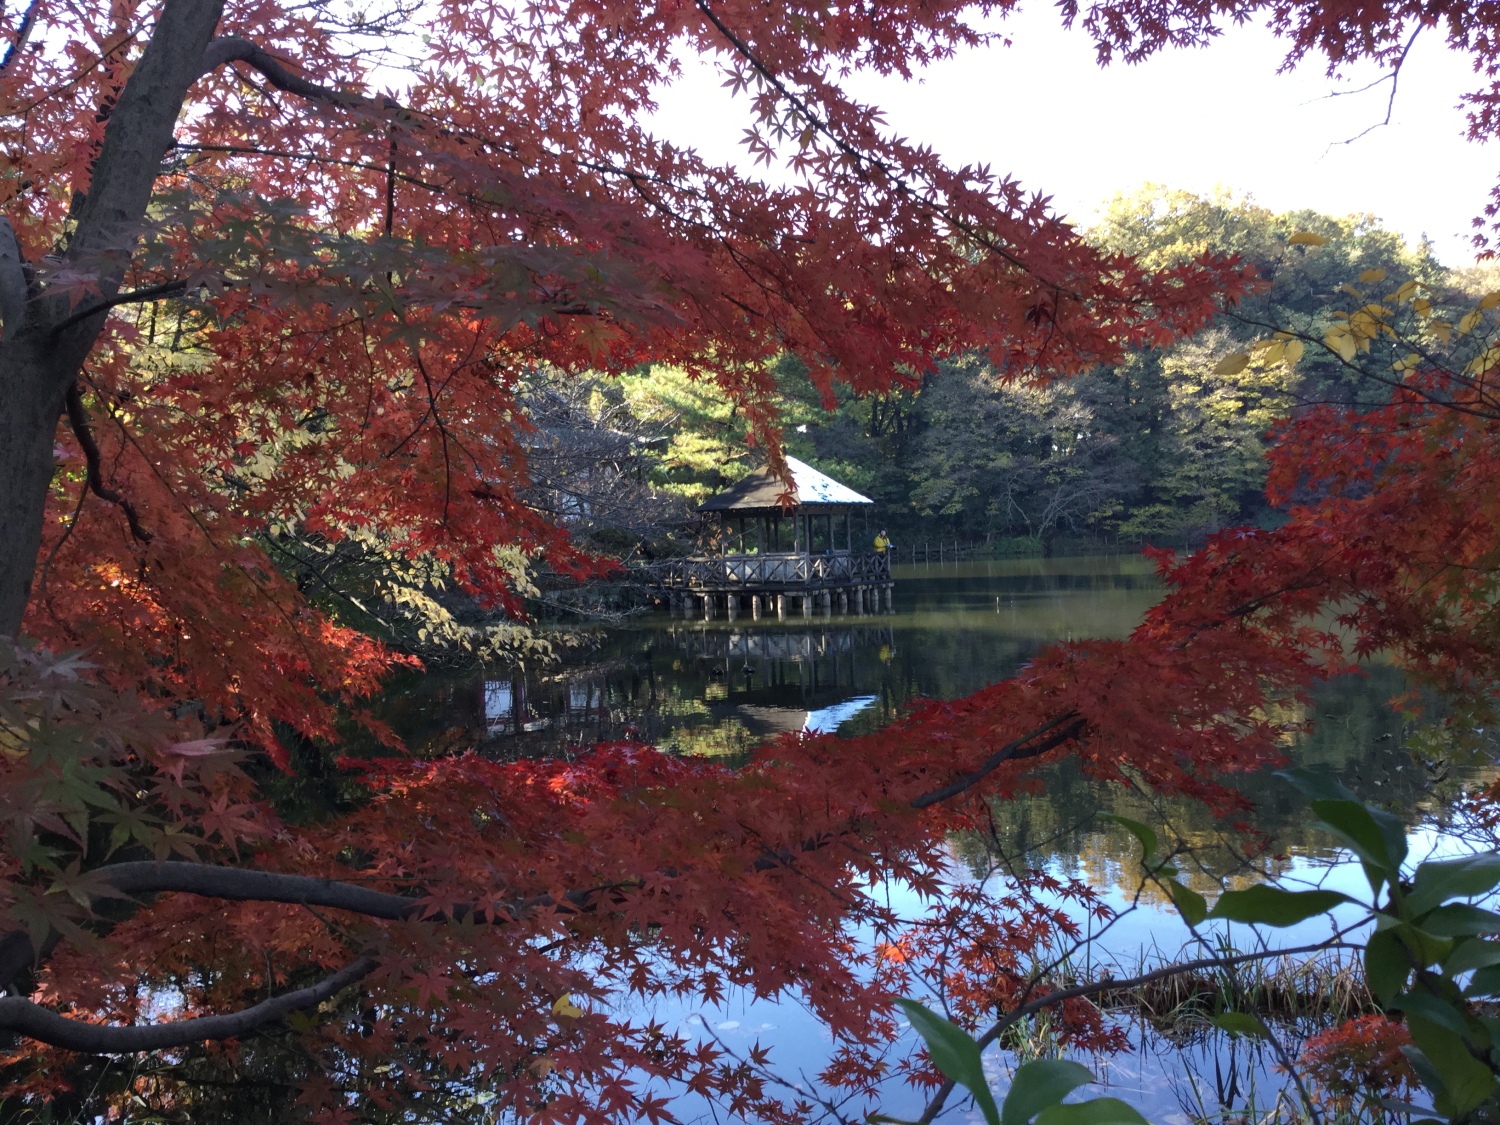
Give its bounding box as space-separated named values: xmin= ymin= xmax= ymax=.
xmin=358 ymin=558 xmax=1170 ymax=759
xmin=469 ymin=623 xmax=903 ymax=761
xmin=363 ymin=565 xmax=1493 ymax=883
xmin=956 ymin=666 xmax=1495 ymax=894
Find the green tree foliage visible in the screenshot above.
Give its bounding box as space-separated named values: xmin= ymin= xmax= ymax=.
xmin=768 ymin=188 xmax=1451 ymax=546
xmin=619 ymin=367 xmax=755 ymax=507
xmin=903 ymin=359 xmax=1133 ymax=549
xmin=488 ymin=189 xmax=1456 ymax=569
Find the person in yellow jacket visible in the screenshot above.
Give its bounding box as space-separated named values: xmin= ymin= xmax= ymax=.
xmin=873 ymin=529 xmax=890 ymax=556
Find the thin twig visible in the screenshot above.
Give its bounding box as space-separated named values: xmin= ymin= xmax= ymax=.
xmin=1324 ymin=26 xmax=1422 ymax=151
xmin=51 ymin=279 xmax=191 ymax=335
xmin=63 ymin=381 xmax=152 ymax=544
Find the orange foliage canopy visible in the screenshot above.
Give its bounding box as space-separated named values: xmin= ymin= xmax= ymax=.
xmin=0 ymin=0 xmax=1498 ymax=1120
xmin=6 ymin=0 xmax=1240 ymax=752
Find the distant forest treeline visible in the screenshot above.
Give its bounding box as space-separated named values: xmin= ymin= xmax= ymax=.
xmin=522 ymin=185 xmax=1492 ymax=560
xmin=279 ymin=187 xmax=1493 ymax=655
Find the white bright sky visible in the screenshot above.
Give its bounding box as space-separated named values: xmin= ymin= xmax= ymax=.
xmin=647 ymin=7 xmax=1492 ymax=268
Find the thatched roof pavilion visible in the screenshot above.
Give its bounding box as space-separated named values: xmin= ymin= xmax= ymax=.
xmin=636 ymin=457 xmax=892 ymax=620
xmin=698 ymin=457 xmax=872 ymax=556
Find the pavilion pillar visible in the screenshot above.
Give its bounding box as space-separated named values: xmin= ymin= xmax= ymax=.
xmin=801 ymin=593 xmax=811 ymax=619
xmin=820 ymin=590 xmax=831 ymax=615
xmin=704 ymin=595 xmax=713 ymax=621
xmin=838 ymin=589 xmax=848 ymax=614
xmin=727 ymin=594 xmax=737 ymax=621
xmin=776 ymin=594 xmax=786 ymax=620
xmin=856 ymin=586 xmax=866 ymax=616
xmin=751 ymin=595 xmax=762 ymax=620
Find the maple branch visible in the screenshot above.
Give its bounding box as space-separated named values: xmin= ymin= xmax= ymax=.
xmin=0 ymin=955 xmax=377 ymax=1052
xmin=37 ymin=478 xmax=88 ymax=623
xmin=1224 ymin=311 xmax=1500 ymax=422
xmin=51 ymin=279 xmax=191 ymax=335
xmin=174 ymin=143 xmax=451 ymax=194
xmin=0 ymin=0 xmax=40 ymax=74
xmin=63 ymin=382 xmax=153 ymax=545
xmin=0 ymin=929 xmax=38 ymax=996
xmin=200 ymin=37 xmax=399 ymax=113
xmin=907 ymin=711 xmax=1085 ymax=808
xmin=0 ymin=705 xmax=1090 ymax=1004
xmin=691 ymin=0 xmax=1044 ymax=285
xmin=93 ymin=861 xmax=441 ymax=918
xmin=0 ymin=857 xmax=624 ymax=994
xmin=201 ymin=38 xmax=351 ymax=107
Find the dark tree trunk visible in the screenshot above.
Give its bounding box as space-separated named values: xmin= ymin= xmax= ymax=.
xmin=0 ymin=349 xmax=72 ymax=633
xmin=0 ymin=0 xmax=227 ymax=637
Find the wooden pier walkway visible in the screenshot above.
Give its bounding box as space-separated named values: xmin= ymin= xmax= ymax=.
xmin=636 ymin=550 xmax=894 ymax=620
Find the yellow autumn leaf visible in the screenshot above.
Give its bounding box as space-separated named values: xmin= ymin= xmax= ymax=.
xmin=1338 ymin=284 xmax=1364 ymax=299
xmin=1325 ymin=325 xmax=1358 ymax=362
xmin=1283 ymin=339 xmax=1305 ymax=366
xmin=551 ymin=995 xmax=585 ymax=1019
xmin=1259 ymin=340 xmax=1287 ymax=366
xmin=1460 ymin=310 xmax=1483 ymax=334
xmin=1466 ymin=346 xmax=1500 ymax=375
xmin=1288 ymin=231 xmax=1329 ymax=246
xmin=1213 ymin=353 xmax=1251 ymax=376
xmin=1386 ymin=280 xmax=1419 ymax=303
xmin=1358 ymin=268 xmax=1387 ymax=283
xmin=1429 ymin=320 xmax=1453 ymax=345
xmin=1391 ymin=353 xmax=1421 ymax=373
xmin=1481 ymin=291 xmax=1500 ymax=310
xmin=1413 ymin=297 xmax=1432 ymax=317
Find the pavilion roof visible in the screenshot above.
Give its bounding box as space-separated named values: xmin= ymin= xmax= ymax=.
xmin=697 ymin=457 xmax=872 ymax=512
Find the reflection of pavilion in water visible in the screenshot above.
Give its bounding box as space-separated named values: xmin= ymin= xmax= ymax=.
xmin=480 ymin=622 xmax=895 ymax=751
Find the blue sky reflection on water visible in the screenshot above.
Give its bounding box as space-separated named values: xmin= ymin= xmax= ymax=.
xmin=622 ymin=825 xmax=1488 ymax=1124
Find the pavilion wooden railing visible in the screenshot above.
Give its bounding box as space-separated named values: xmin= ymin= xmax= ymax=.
xmin=634 ymin=551 xmax=891 ymax=590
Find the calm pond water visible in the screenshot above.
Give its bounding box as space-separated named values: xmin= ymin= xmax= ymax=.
xmin=383 ymin=554 xmax=1471 ymax=853
xmin=375 ymin=555 xmax=1497 ymax=1122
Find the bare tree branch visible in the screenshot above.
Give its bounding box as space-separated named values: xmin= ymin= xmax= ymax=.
xmin=909 ymin=712 xmax=1085 ymax=808
xmin=0 ymin=858 xmax=632 ymax=995
xmin=201 ymin=37 xmax=396 ymax=112
xmin=51 ymin=279 xmax=190 ymax=335
xmin=1325 ymin=25 xmax=1422 ymax=150
xmin=0 ymin=955 xmax=377 ymax=1052
xmin=1 ymin=0 xmax=40 ymax=74
xmin=63 ymin=382 xmax=152 ymax=544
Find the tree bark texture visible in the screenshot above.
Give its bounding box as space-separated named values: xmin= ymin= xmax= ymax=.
xmin=0 ymin=955 xmax=378 ymax=1052
xmin=0 ymin=0 xmax=227 ymax=636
